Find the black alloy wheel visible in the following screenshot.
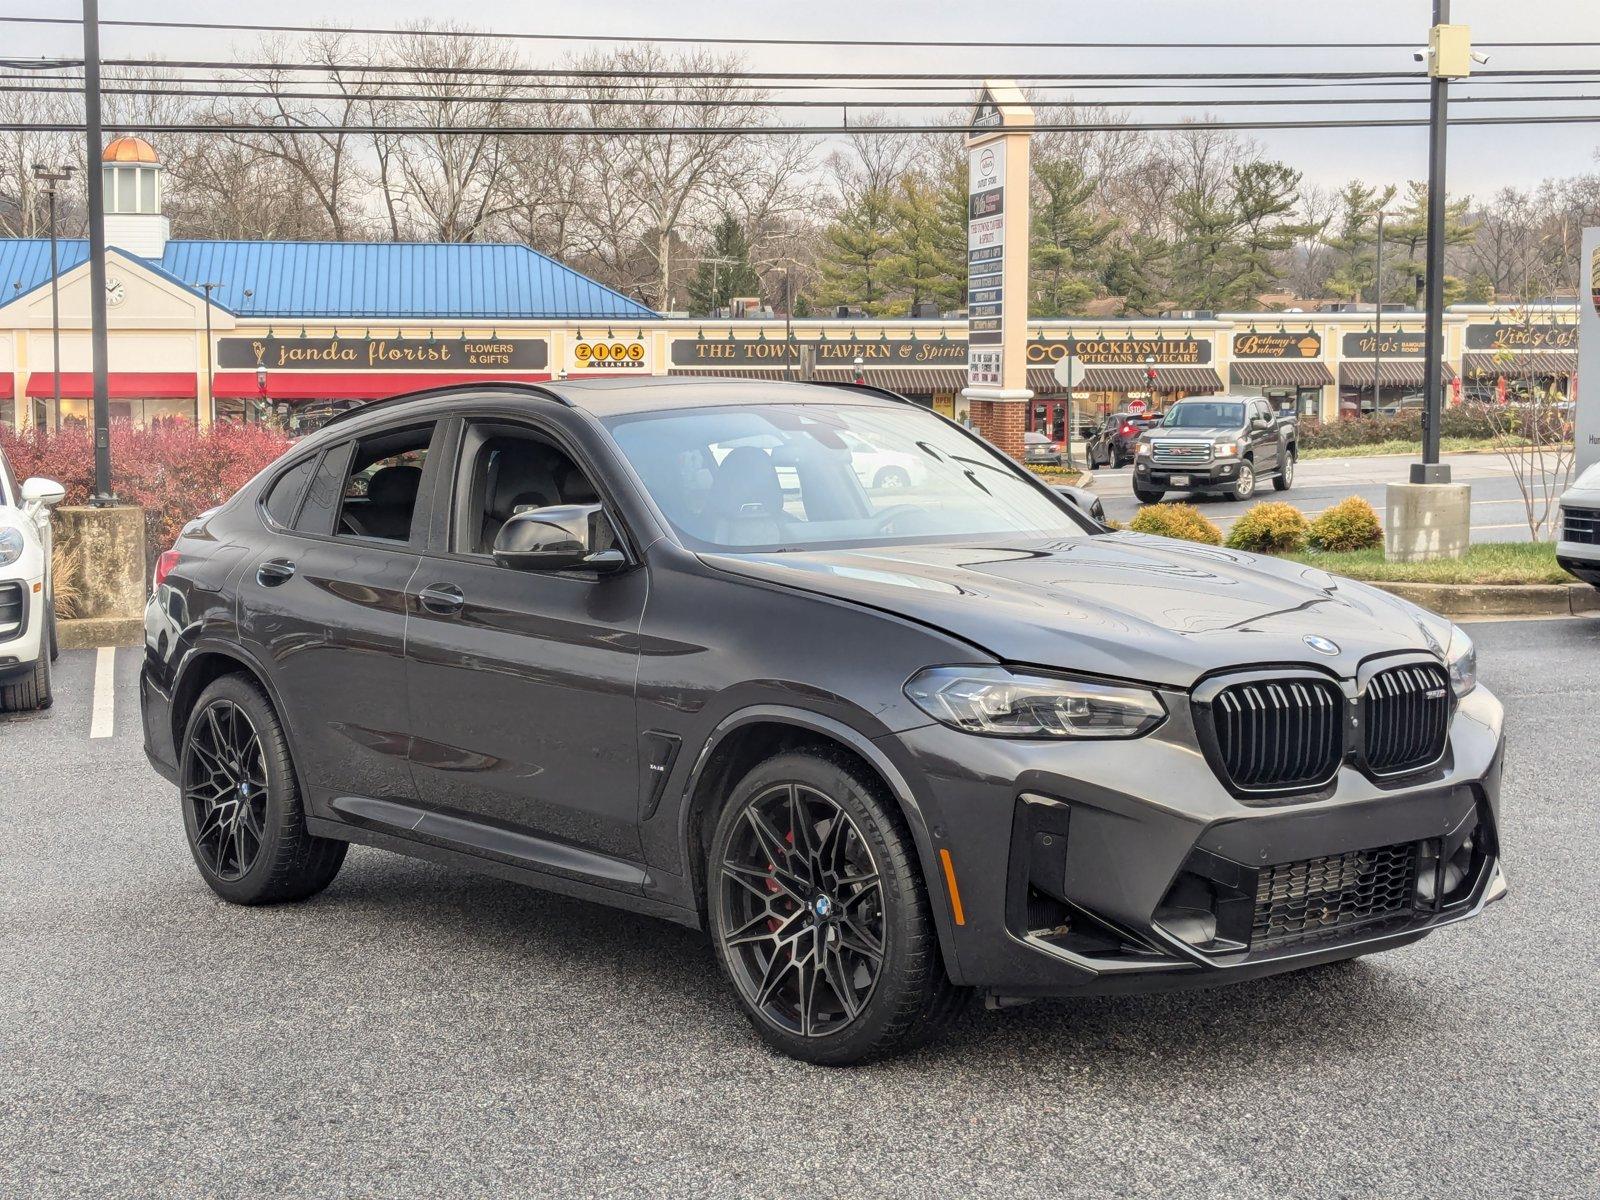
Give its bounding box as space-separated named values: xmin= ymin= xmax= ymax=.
xmin=709 ymin=750 xmax=968 ymax=1065
xmin=184 ymin=698 xmax=269 ymax=881
xmin=179 ymin=675 xmax=347 ymax=904
xmin=717 ymin=781 xmax=885 ymax=1040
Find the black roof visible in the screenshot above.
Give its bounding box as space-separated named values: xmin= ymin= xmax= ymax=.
xmin=317 ymin=375 xmax=908 ymax=435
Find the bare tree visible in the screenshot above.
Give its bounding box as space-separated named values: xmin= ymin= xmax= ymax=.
xmin=1481 ymin=297 xmax=1578 ymax=540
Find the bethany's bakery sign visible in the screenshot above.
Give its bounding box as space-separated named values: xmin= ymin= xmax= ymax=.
xmin=1232 ymin=330 xmax=1322 ymax=359
xmin=1464 ymin=323 xmax=1578 ymax=351
xmin=671 ymin=335 xmax=967 ymax=367
xmin=219 ymin=334 xmax=549 ymax=371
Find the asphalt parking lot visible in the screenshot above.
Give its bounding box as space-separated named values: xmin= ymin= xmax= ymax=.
xmin=1092 ymin=451 xmax=1566 ymax=542
xmin=3 ymin=624 xmax=1598 ymax=1199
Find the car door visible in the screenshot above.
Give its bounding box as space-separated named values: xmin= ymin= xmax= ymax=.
xmin=1248 ymin=399 xmax=1279 ymax=472
xmin=235 ymin=419 xmax=445 ymax=816
xmin=402 ymin=410 xmax=648 ymax=867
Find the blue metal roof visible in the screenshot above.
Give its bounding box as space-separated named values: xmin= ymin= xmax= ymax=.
xmin=0 ymin=238 xmax=656 ymax=320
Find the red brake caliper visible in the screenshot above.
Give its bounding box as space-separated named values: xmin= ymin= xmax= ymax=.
xmin=767 ymin=829 xmax=796 ymax=932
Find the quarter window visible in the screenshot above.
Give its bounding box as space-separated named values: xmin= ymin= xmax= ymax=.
xmin=263 ymin=456 xmax=318 ymax=528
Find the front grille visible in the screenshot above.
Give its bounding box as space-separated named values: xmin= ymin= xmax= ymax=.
xmin=1210 ymin=677 xmax=1343 ymax=792
xmin=1252 ymin=842 xmax=1419 ymax=948
xmin=1151 ymin=441 xmax=1213 ymax=468
xmin=1364 ymin=662 xmax=1451 ymax=775
xmin=1562 ymin=506 xmax=1600 ymax=545
xmin=0 ymin=581 xmax=22 ymax=636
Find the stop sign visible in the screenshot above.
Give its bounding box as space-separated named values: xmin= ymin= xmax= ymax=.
xmin=1127 ymin=397 xmax=1147 ymax=416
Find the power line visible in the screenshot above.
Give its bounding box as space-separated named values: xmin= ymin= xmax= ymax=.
xmin=1 ymin=14 xmax=1594 ymax=51
xmin=8 ymin=113 xmax=1600 ymax=137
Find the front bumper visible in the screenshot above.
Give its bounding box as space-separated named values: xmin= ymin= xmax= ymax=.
xmin=885 ymin=681 xmax=1505 ymax=997
xmin=1135 ymin=456 xmax=1241 ymax=491
xmin=0 ymin=572 xmax=43 ymax=682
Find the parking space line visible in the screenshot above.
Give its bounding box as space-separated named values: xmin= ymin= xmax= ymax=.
xmin=90 ymin=646 xmax=115 ymax=739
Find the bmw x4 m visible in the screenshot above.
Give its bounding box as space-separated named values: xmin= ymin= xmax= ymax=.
xmin=140 ymin=379 xmax=1506 ymax=1065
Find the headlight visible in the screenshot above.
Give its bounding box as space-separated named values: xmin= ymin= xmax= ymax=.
xmin=905 ymin=666 xmax=1166 ymax=739
xmin=0 ymin=526 xmax=24 ymax=567
xmin=1136 ymin=442 xmax=1152 ymax=457
xmin=1214 ymin=441 xmax=1240 ymax=457
xmin=1445 ymin=624 xmax=1476 ymax=698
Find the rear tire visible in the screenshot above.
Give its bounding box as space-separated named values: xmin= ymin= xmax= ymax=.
xmin=874 ymin=466 xmax=911 ymax=490
xmin=179 ymin=674 xmax=346 ymax=905
xmin=1273 ymin=451 xmax=1295 ymax=492
xmin=708 ymin=748 xmax=968 ymax=1065
xmin=0 ymin=639 xmax=52 ymax=712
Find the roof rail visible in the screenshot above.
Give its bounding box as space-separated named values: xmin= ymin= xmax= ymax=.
xmin=316 ymin=380 xmax=569 ymax=431
xmin=805 ymin=379 xmax=923 ymax=407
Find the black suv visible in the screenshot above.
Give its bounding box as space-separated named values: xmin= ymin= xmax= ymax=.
xmin=1088 ymin=410 xmax=1161 ymax=469
xmin=1133 ymin=395 xmax=1297 ymax=503
xmin=140 ymin=379 xmax=1505 ymax=1065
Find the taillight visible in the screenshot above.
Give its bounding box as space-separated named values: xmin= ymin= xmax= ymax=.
xmin=1121 ymin=424 xmax=1135 ymax=437
xmin=153 ymin=549 xmax=180 ymax=588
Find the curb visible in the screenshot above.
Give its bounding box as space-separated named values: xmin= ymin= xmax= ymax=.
xmin=58 ymin=616 xmax=144 ymax=649
xmin=1369 ymin=581 xmax=1600 ymax=620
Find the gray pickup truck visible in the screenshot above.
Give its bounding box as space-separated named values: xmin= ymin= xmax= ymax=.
xmin=1132 ymin=395 xmax=1297 ymax=504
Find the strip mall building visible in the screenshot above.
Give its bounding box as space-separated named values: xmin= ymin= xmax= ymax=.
xmin=0 ymin=138 xmax=1578 ymax=441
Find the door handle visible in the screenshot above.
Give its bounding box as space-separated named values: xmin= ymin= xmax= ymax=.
xmin=417 ymin=583 xmax=465 ymax=615
xmin=256 ymin=558 xmax=296 ymax=587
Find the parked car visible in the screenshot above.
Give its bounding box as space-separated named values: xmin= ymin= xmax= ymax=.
xmin=1085 ymin=410 xmax=1162 ymax=469
xmin=140 ymin=378 xmax=1505 ymax=1065
xmin=0 ymin=445 xmax=65 ymax=712
xmin=1023 ymin=430 xmax=1063 ymax=467
xmin=1556 ymin=460 xmax=1600 ymax=589
xmin=1133 ymin=395 xmax=1297 ymax=504
xmin=713 ymin=429 xmax=927 ymax=491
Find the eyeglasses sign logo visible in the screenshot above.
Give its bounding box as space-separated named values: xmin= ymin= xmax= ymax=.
xmin=1303 ymin=635 xmax=1341 ymax=656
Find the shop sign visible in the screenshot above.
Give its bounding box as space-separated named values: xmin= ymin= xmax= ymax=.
xmin=570 ymin=337 xmax=650 ymax=373
xmin=1232 ymin=331 xmax=1322 ymax=359
xmin=1463 ymin=323 xmax=1578 ymax=351
xmin=967 ymin=139 xmax=1007 ymax=385
xmin=670 ymin=336 xmax=967 ymax=367
xmin=1027 ymin=337 xmax=1212 ymax=366
xmin=1341 ymin=330 xmax=1424 ymax=357
xmin=219 ymin=334 xmax=548 ymax=371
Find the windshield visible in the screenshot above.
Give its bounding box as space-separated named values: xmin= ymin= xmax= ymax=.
xmin=1163 ymin=401 xmax=1243 ymax=428
xmin=603 ymin=401 xmax=1091 ymax=552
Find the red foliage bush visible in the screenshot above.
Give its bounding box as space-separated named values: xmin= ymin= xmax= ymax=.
xmin=0 ymin=422 xmax=291 ymax=562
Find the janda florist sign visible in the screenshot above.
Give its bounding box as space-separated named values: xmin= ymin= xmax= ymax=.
xmin=219 ymin=334 xmax=549 ymax=371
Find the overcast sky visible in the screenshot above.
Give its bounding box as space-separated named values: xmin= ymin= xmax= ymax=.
xmin=8 ymin=0 xmax=1600 ymax=198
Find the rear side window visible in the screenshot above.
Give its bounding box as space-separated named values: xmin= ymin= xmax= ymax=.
xmin=335 ymin=424 xmax=435 ymax=543
xmin=262 ymin=456 xmax=318 ymax=528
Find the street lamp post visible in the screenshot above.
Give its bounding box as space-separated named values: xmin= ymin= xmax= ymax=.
xmin=30 ymin=163 xmax=75 ymax=434
xmin=1416 ymin=0 xmax=1457 ymax=485
xmin=780 ymin=267 xmax=794 ymax=380
xmin=196 ymin=281 xmax=220 ymax=426
xmin=80 ymin=0 xmax=114 ymax=504
xmin=1374 ymin=208 xmax=1386 ymax=417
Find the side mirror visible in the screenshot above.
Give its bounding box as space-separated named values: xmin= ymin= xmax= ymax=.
xmin=21 ymin=477 xmax=66 ymax=508
xmin=492 ymin=503 xmax=627 ymax=574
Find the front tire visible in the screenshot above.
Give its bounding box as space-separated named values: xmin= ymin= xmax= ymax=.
xmin=873 ymin=466 xmax=911 ymax=490
xmin=1231 ymin=459 xmax=1257 ymax=501
xmin=708 ymin=749 xmax=967 ymax=1065
xmin=1133 ymin=485 xmax=1165 ymax=504
xmin=179 ymin=674 xmax=346 ymax=905
xmin=0 ymin=638 xmax=52 ymax=712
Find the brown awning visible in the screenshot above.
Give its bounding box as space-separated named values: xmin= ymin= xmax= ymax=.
xmin=1229 ymin=361 xmax=1335 ymax=388
xmin=670 ymin=366 xmax=964 ymax=393
xmin=1462 ymin=350 xmax=1577 ymax=377
xmin=1080 ymin=365 xmax=1223 ymax=394
xmin=1339 ymin=361 xmax=1458 ymax=387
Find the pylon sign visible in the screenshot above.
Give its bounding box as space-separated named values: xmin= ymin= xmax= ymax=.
xmin=962 ymin=81 xmax=1033 ymax=405
xmin=1580 ymin=229 xmax=1599 ymax=473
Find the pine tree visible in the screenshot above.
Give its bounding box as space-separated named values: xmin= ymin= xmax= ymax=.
xmin=881 ymin=169 xmax=966 ymax=313
xmin=1226 ymin=162 xmax=1314 ymax=306
xmin=816 ymin=181 xmax=900 ymax=315
xmin=686 ymin=213 xmax=762 ymax=315
xmin=1382 ymin=180 xmax=1477 ymax=306
xmin=1029 ymin=157 xmax=1117 ymax=317
xmin=1323 ymin=181 xmax=1397 ymax=304
xmin=1101 ymin=235 xmax=1171 ymax=316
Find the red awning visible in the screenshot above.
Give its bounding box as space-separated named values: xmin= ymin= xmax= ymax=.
xmin=26 ymin=372 xmax=197 ymax=399
xmin=213 ymin=372 xmax=552 ymax=401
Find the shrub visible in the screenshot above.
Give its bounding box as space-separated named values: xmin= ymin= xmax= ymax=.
xmin=1308 ymin=495 xmax=1385 ymax=552
xmin=1128 ymin=503 xmax=1222 ymax=545
xmin=1224 ymin=501 xmax=1309 ymax=554
xmin=0 ymin=421 xmax=292 ymax=571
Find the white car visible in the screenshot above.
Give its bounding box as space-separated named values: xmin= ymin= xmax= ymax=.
xmin=711 ymin=432 xmax=927 ymax=492
xmin=0 ymin=447 xmax=65 ymax=712
xmin=1556 ymin=459 xmax=1600 ymax=590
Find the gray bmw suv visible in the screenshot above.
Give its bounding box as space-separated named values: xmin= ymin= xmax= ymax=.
xmin=140 ymin=379 xmax=1506 ymax=1065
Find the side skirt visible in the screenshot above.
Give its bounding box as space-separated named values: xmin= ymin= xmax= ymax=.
xmin=307 ymin=800 xmax=702 ymax=931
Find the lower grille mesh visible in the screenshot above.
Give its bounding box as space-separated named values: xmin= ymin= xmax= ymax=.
xmin=1252 ymin=843 xmax=1418 ymax=948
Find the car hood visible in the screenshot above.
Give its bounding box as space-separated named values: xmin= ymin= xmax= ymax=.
xmin=701 ymin=532 xmax=1445 ymax=688
xmin=1148 ymin=426 xmax=1235 ymax=439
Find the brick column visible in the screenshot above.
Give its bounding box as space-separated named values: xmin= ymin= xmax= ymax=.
xmin=971 ymin=399 xmax=1027 ymax=460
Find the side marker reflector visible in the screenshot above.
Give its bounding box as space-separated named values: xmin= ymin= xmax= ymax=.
xmin=938 ymin=847 xmax=966 ymax=926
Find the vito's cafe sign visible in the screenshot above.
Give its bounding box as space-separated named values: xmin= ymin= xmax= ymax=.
xmin=218 ymin=334 xmax=549 ymax=371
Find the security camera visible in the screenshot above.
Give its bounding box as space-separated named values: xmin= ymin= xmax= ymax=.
xmin=1413 ymin=49 xmax=1428 ymax=62
xmin=1471 ymin=50 xmax=1490 ymax=65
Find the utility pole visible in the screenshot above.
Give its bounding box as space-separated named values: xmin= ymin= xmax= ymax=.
xmin=197 ymin=281 xmax=220 ymax=425
xmin=31 ymin=163 xmax=74 ymax=434
xmin=81 ymin=0 xmax=113 ymax=504
xmin=1373 ymin=208 xmax=1385 ymax=417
